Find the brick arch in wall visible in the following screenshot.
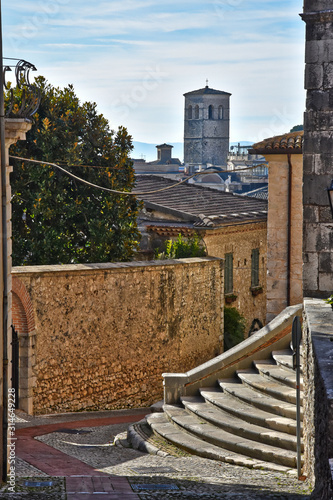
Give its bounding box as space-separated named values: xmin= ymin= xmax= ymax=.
xmin=12 ymin=276 xmax=36 ymax=414
xmin=12 ymin=277 xmax=35 ymax=335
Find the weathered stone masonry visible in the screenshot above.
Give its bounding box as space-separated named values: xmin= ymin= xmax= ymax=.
xmin=302 ymin=3 xmax=333 ymax=297
xmin=12 ymin=258 xmax=223 ymax=415
xmin=303 ymin=299 xmax=333 ymax=500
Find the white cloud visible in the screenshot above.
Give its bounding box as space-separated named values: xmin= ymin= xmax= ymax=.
xmin=3 ymin=0 xmax=305 ymax=144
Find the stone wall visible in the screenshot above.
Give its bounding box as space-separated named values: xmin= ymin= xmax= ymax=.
xmin=303 ymin=298 xmax=333 ymax=499
xmin=264 ymin=153 xmax=303 ymax=322
xmin=202 ymin=222 xmax=267 ymax=333
xmin=141 ymin=222 xmax=267 ymax=334
xmin=302 ymin=3 xmax=333 ymax=298
xmin=12 ymin=258 xmax=223 ymax=415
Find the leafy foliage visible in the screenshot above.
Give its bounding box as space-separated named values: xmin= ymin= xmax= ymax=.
xmin=223 ymin=306 xmax=246 ymax=351
xmin=290 ymin=124 xmax=303 ymax=132
xmin=155 ymin=233 xmax=206 ymax=260
xmin=9 ymin=77 xmax=141 ymax=265
xmin=325 ymin=294 xmax=333 ymax=309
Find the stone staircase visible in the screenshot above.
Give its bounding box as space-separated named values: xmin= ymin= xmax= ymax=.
xmin=128 ymin=306 xmax=303 ymax=473
xmin=130 ymin=346 xmax=303 ymax=473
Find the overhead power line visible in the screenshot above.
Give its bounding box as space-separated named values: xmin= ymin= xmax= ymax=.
xmin=9 ymin=155 xmax=267 ymax=196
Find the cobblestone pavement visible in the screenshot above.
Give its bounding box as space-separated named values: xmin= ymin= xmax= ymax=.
xmin=0 ymin=410 xmax=313 ymax=499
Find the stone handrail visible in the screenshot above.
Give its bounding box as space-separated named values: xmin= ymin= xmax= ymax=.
xmin=163 ymin=303 xmax=303 ymax=404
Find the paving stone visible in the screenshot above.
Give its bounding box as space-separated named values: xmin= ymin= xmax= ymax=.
xmin=35 ymin=420 xmax=311 ymax=498
xmin=7 ymin=410 xmax=312 ymax=499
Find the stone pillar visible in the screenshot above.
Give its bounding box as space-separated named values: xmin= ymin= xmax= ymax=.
xmin=3 ymin=119 xmax=32 ymax=335
xmin=302 ymin=3 xmax=333 ymax=297
xmin=0 ymin=118 xmax=31 ymax=476
xmin=265 ymin=153 xmax=303 ymax=322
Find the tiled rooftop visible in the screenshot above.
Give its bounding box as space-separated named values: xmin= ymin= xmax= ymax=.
xmin=251 ymin=131 xmax=303 ymax=154
xmin=184 ymin=86 xmax=231 ymax=97
xmin=239 ymin=186 xmax=268 ymax=201
xmin=134 ymin=175 xmax=267 ymax=227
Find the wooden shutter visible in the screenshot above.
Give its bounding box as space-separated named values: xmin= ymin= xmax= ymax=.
xmin=251 ymin=248 xmax=260 ymax=287
xmin=224 ymin=253 xmax=233 ymax=294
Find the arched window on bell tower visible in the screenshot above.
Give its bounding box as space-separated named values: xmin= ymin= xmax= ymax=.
xmin=208 ymin=105 xmax=214 ymax=120
xmin=188 ymin=105 xmax=192 ymax=119
xmin=218 ymin=105 xmax=223 ymax=119
xmin=195 ymin=105 xmax=199 ymax=119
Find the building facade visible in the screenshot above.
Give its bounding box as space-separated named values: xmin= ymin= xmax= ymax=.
xmin=251 ymin=131 xmax=303 ymax=322
xmin=184 ymin=85 xmax=231 ymax=167
xmin=135 ymin=175 xmax=267 ymax=333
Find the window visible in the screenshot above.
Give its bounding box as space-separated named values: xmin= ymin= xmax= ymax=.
xmin=195 ymin=105 xmax=199 ymax=119
xmin=251 ymin=248 xmax=260 ymax=287
xmin=208 ymin=105 xmax=214 ymax=119
xmin=218 ymin=105 xmax=223 ymax=119
xmin=224 ymin=253 xmax=233 ymax=294
xmin=188 ymin=105 xmax=192 ymax=119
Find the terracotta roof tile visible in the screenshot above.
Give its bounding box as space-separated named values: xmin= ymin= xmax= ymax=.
xmin=134 ymin=175 xmax=267 ymax=227
xmin=251 ymin=131 xmax=303 ymax=154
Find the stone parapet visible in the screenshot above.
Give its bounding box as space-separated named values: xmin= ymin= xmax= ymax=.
xmin=12 ymin=258 xmax=224 ymax=414
xmin=303 ymin=298 xmax=333 ymax=499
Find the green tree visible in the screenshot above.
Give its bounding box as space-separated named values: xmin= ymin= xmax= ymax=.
xmin=8 ymin=77 xmax=141 ymax=265
xmin=290 ymin=124 xmax=303 ymax=132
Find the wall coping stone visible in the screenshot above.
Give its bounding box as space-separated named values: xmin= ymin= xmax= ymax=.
xmin=303 ymin=297 xmax=333 ymax=402
xmin=301 ymin=10 xmax=333 ymax=24
xmin=12 ymin=257 xmax=221 ymax=277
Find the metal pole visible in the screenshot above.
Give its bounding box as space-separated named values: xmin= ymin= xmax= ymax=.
xmin=292 ymin=315 xmax=302 ymax=479
xmin=0 ymin=0 xmax=8 ymax=483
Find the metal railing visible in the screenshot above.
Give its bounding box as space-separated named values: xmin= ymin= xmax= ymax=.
xmin=292 ymin=315 xmax=303 ymax=479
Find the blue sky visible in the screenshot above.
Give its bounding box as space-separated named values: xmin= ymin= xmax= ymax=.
xmin=3 ymin=0 xmax=305 ymax=150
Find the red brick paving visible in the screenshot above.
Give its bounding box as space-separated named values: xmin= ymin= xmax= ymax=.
xmin=16 ymin=412 xmax=147 ymax=498
xmin=66 ymin=476 xmax=139 ymax=498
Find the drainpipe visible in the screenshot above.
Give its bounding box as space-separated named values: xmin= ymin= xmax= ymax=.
xmin=287 ymin=153 xmax=292 ymax=307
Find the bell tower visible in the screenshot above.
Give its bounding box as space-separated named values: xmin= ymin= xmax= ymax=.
xmin=184 ymin=84 xmax=231 ymax=167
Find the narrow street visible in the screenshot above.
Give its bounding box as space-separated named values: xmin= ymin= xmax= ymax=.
xmin=1 ymin=408 xmax=312 ymax=499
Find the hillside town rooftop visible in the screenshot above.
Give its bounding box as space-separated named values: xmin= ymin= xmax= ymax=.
xmin=134 ymin=175 xmax=267 ymax=227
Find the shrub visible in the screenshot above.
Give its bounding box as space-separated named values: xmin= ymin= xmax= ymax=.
xmin=223 ymin=306 xmax=246 ymax=351
xmin=155 ymin=233 xmax=206 ymax=260
xmin=325 ymin=294 xmax=333 ymax=310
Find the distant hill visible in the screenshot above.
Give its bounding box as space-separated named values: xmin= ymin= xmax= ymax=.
xmin=131 ymin=141 xmax=253 ymax=163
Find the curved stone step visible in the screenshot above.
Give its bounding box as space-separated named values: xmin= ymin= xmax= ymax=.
xmin=162 ymin=404 xmax=298 ymax=468
xmin=253 ymin=361 xmax=303 ymax=390
xmin=199 ymin=388 xmax=299 ymax=435
xmin=272 ymin=350 xmax=295 ymax=370
xmin=272 ymin=349 xmax=303 ymax=373
xmin=236 ymin=370 xmax=303 ymax=405
xmin=219 ymin=380 xmax=302 ymax=420
xmin=181 ymin=395 xmax=300 ymax=452
xmin=146 ymin=412 xmax=295 ymax=473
